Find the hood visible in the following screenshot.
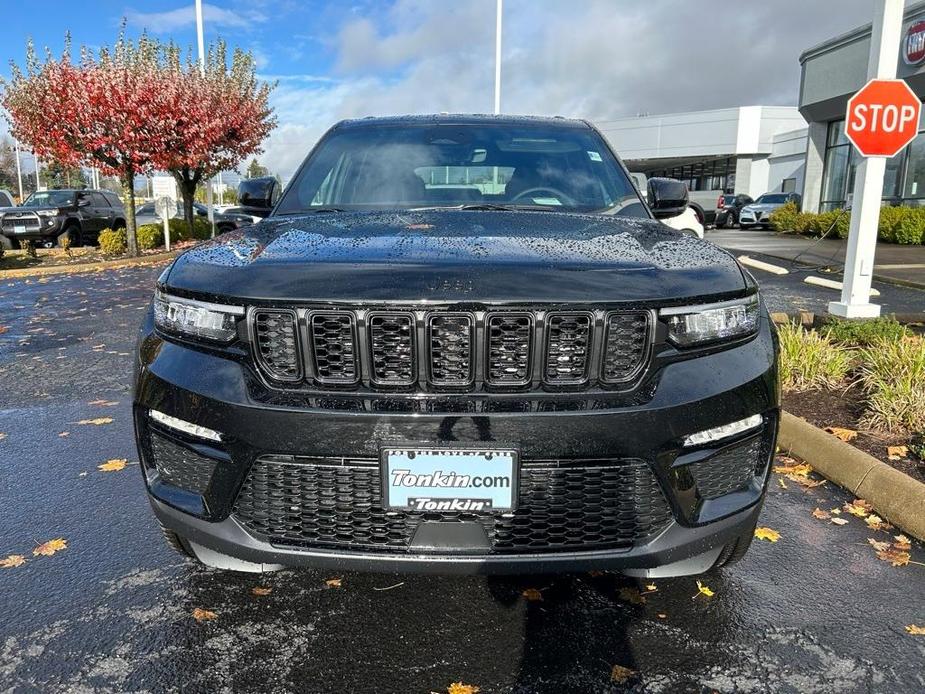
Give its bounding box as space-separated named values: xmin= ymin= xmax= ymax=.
xmin=163 ymin=210 xmax=747 ymax=304
xmin=744 ymin=203 xmax=782 ymax=213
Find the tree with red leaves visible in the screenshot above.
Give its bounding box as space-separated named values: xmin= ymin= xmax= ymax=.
xmin=160 ymin=40 xmax=276 ymax=236
xmin=3 ymin=34 xmax=183 ymax=255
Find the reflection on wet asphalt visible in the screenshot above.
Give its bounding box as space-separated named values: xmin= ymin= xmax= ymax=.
xmin=1 ymin=265 xmax=924 ymax=693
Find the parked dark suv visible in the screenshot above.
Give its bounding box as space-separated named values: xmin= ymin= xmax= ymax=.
xmin=134 ymin=115 xmax=779 ymax=577
xmin=0 ymin=188 xmax=125 ymax=248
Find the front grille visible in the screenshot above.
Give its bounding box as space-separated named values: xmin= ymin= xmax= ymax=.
xmin=487 ymin=313 xmax=533 ymax=385
xmin=251 ymin=307 xmax=652 ymax=392
xmin=309 ymin=313 xmax=358 ymax=384
xmin=1 ymin=212 xmax=40 ymax=231
xmin=689 ymin=436 xmax=766 ymax=500
xmin=232 ymin=457 xmax=674 ymax=554
xmin=253 ymin=310 xmax=301 ymax=381
xmin=148 ymin=433 xmax=217 ymax=493
xmin=369 ymin=313 xmax=415 ymax=385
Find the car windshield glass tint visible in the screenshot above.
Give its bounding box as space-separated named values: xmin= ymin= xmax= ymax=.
xmin=22 ymin=191 xmax=75 ymax=207
xmin=756 ymin=194 xmax=788 ymax=204
xmin=276 ymin=122 xmax=645 ymax=217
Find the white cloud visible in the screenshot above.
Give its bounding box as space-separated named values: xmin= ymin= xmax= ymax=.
xmin=125 ymin=3 xmax=265 ymax=33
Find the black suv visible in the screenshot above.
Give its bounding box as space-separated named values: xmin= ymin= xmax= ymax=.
xmin=134 ymin=115 xmax=778 ymax=577
xmin=0 ymin=188 xmax=125 ymax=248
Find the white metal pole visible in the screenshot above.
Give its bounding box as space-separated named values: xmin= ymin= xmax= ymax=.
xmin=494 ymin=0 xmax=502 ymax=114
xmin=14 ymin=141 xmax=23 ymax=201
xmin=829 ymin=0 xmax=904 ymax=319
xmin=33 ymin=153 xmax=40 ymax=191
xmin=195 ymin=0 xmax=216 ymax=237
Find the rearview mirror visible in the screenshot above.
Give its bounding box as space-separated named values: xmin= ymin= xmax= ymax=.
xmin=647 ymin=177 xmax=689 ymax=219
xmin=238 ymin=177 xmax=279 ymax=219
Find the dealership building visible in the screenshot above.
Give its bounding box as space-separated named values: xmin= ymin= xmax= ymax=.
xmin=600 ymin=2 xmax=925 ymax=215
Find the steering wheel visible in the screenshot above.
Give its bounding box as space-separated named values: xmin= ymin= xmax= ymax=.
xmin=509 ymin=186 xmax=577 ymax=206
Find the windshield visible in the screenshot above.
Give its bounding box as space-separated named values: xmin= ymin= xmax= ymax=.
xmin=22 ymin=190 xmax=75 ymax=208
xmin=756 ymin=194 xmax=789 ymax=204
xmin=275 ymin=122 xmax=647 ymax=217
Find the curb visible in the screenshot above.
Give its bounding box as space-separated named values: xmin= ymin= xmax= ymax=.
xmin=778 ymin=410 xmax=925 ymax=541
xmin=0 ymin=250 xmax=177 ymax=280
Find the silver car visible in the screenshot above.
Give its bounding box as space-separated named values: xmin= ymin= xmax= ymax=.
xmin=738 ymin=192 xmax=801 ymax=229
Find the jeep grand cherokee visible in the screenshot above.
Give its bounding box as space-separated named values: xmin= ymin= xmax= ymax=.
xmin=134 ymin=115 xmax=779 ymax=576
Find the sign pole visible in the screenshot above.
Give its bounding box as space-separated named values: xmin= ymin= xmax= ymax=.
xmin=829 ymin=0 xmax=905 ymax=319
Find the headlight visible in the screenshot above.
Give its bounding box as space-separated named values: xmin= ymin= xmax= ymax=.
xmin=37 ymin=209 xmax=59 ymax=217
xmin=153 ymin=290 xmax=243 ymax=343
xmin=661 ymin=294 xmax=759 ymax=347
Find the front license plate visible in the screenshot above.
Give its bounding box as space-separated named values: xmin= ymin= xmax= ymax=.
xmin=382 ymin=447 xmax=518 ymax=512
xmin=14 ymin=225 xmax=25 ymax=234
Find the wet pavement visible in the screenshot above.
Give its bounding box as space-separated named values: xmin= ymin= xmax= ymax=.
xmin=1 ymin=264 xmax=924 ymax=693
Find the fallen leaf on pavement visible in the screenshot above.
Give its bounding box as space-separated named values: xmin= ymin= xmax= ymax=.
xmin=251 ymin=587 xmax=272 ymax=596
xmin=906 ymin=625 xmax=925 ymax=635
xmin=97 ymin=458 xmax=127 ymax=472
xmin=610 ymin=664 xmax=637 ymax=684
xmin=894 ymin=535 xmax=913 ymax=551
xmin=644 ymin=583 xmax=658 ymax=593
xmin=812 ymin=508 xmax=831 ymax=520
xmin=876 ymin=547 xmax=911 ymax=567
xmin=192 ymin=608 xmax=218 ymax=622
xmin=76 ymin=417 xmax=113 ymax=426
xmin=522 ymin=588 xmax=544 ymax=602
xmin=693 ymin=580 xmax=714 ymax=599
xmin=446 ymin=683 xmax=479 ymax=694
xmin=657 ymin=613 xmax=667 ymax=619
xmin=777 ymin=477 xmax=788 ymax=489
xmin=868 ymin=538 xmax=891 ymax=552
xmin=754 ymin=527 xmax=781 ymax=542
xmin=825 ymin=426 xmax=858 ymax=442
xmin=618 ymin=587 xmax=646 ymax=605
xmin=830 ymin=517 xmax=850 ymax=526
xmin=843 ymin=500 xmax=873 ymax=518
xmin=887 ymin=445 xmax=908 ymax=460
xmin=88 ymin=399 xmax=119 ymax=406
xmin=0 ymin=554 xmax=26 ymax=569
xmin=58 ymin=432 xmax=69 ymax=437
xmin=325 ymin=577 xmax=342 ymax=588
xmin=865 ymin=514 xmax=892 ymax=532
xmin=773 ymin=462 xmax=813 ymax=477
xmin=33 ymin=538 xmax=67 ymax=556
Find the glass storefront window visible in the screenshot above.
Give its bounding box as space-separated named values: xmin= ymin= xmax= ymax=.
xmin=821 ymin=143 xmax=849 ymax=204
xmin=903 ymin=132 xmax=925 ymax=199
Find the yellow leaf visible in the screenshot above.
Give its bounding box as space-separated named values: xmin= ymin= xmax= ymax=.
xmin=754 ymin=527 xmax=781 ymax=542
xmin=843 ymin=500 xmax=872 ymax=518
xmin=88 ymin=399 xmax=119 ymax=406
xmin=97 ymin=458 xmax=127 ymax=472
xmin=876 ymin=548 xmax=911 ymax=567
xmin=447 ymin=683 xmax=480 ymax=694
xmin=192 ymin=607 xmax=218 ymax=622
xmin=522 ymin=588 xmax=544 ymax=602
xmin=773 ymin=462 xmax=812 ymax=477
xmin=825 ymin=426 xmax=857 ymax=442
xmin=830 ymin=517 xmax=850 ymax=526
xmin=644 ymin=583 xmax=658 ymax=592
xmin=864 ymin=514 xmax=892 ymax=531
xmin=618 ymin=587 xmax=646 ymax=605
xmin=325 ymin=577 xmax=342 ymax=588
xmin=887 ymin=445 xmax=908 ymax=460
xmin=868 ymin=538 xmax=891 ymax=552
xmin=76 ymin=417 xmax=113 ymax=426
xmin=33 ymin=538 xmax=67 ymax=556
xmin=812 ymin=508 xmax=831 ymax=520
xmin=610 ymin=664 xmax=637 ymax=684
xmin=251 ymin=587 xmax=272 ymax=596
xmin=777 ymin=476 xmax=788 ymax=489
xmin=894 ymin=535 xmax=913 ymax=551
xmin=906 ymin=624 xmax=925 ymax=635
xmin=0 ymin=554 xmax=26 ymax=569
xmin=694 ymin=580 xmax=714 ymax=599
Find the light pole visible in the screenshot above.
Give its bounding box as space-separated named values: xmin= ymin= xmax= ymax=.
xmin=195 ymin=0 xmax=216 ymax=237
xmin=14 ymin=141 xmax=23 ymax=201
xmin=494 ymin=0 xmax=502 ymax=115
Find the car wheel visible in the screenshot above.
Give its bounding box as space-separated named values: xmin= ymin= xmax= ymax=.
xmin=723 ymin=213 xmax=736 ymax=229
xmin=709 ymin=521 xmax=756 ymax=571
xmin=58 ymin=223 xmax=82 ymax=248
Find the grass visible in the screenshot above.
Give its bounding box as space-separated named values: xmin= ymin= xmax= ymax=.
xmin=778 ymin=323 xmax=853 ymax=392
xmin=822 ymin=316 xmax=909 ymax=346
xmin=858 ymin=336 xmax=925 ymax=433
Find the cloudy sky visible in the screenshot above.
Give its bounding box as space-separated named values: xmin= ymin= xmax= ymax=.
xmin=0 ymin=0 xmax=904 ymax=180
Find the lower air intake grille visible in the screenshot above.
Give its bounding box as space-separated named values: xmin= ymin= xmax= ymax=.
xmin=545 ymin=313 xmax=592 ymax=383
xmin=253 ymin=310 xmax=301 ymax=381
xmin=487 ymin=313 xmax=533 ymax=385
xmin=602 ymin=312 xmax=650 ymax=383
xmin=310 ymin=313 xmax=358 ymax=384
xmin=232 ymin=457 xmax=673 ymax=554
xmin=148 ymin=433 xmax=217 ymax=493
xmin=689 ymin=436 xmax=766 ymax=500
xmin=369 ymin=313 xmax=415 ymax=385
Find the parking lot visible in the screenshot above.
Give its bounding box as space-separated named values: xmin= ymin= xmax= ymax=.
xmin=1 ymin=263 xmax=923 ymax=693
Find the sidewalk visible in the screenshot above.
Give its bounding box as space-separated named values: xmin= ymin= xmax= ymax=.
xmin=707 ymin=229 xmax=925 ymax=290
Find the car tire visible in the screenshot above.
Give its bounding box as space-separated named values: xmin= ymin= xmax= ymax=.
xmin=709 ymin=522 xmax=756 ymax=571
xmin=158 ymin=519 xmax=196 ymax=560
xmin=723 ymin=213 xmax=737 ymax=229
xmin=58 ymin=223 xmax=82 ymax=248
xmin=689 ymin=204 xmax=705 ymax=226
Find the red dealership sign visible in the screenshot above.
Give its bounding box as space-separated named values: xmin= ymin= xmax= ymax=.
xmin=845 ymin=79 xmax=922 ymax=158
xmin=904 ymin=20 xmax=925 ymax=65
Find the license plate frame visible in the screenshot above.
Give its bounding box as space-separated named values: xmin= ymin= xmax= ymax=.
xmin=13 ymin=224 xmax=25 ymax=234
xmin=381 ymin=445 xmax=519 ymax=512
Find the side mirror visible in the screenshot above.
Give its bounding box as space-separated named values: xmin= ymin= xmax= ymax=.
xmin=238 ymin=176 xmax=279 ymax=219
xmin=647 ymin=178 xmax=689 ymax=219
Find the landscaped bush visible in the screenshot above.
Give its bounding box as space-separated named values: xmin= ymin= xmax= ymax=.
xmin=778 ymin=323 xmax=853 ymax=392
xmin=769 ymin=202 xmax=799 ymax=232
xmin=811 ymin=209 xmax=850 ymax=238
xmin=822 ymin=316 xmax=909 ymax=346
xmin=136 ymin=223 xmax=164 ymax=250
xmin=894 ymin=208 xmax=925 ymax=244
xmin=859 ymin=336 xmax=925 ymax=432
xmin=770 ymin=204 xmax=925 ymax=245
xmin=167 ymin=216 xmax=212 ymax=241
xmin=98 ymin=227 xmax=127 ymax=255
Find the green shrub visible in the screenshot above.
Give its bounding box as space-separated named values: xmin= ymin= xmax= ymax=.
xmin=894 ymin=208 xmax=925 ymax=244
xmin=859 ymin=336 xmax=925 ymax=432
xmin=793 ymin=212 xmax=817 ymax=235
xmin=822 ymin=316 xmax=909 ymax=346
xmin=769 ymin=202 xmax=799 ymax=232
xmin=811 ymin=209 xmax=850 ymax=238
xmin=136 ymin=223 xmax=164 ymax=251
xmin=877 ymin=206 xmax=904 ymax=243
xmin=166 ymin=216 xmax=213 ymax=241
xmin=778 ymin=323 xmax=853 ymax=392
xmin=98 ymin=227 xmax=127 ymax=255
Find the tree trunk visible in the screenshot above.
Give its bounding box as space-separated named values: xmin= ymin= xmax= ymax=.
xmin=121 ymin=169 xmax=138 ymax=257
xmin=173 ymin=168 xmax=200 ymax=240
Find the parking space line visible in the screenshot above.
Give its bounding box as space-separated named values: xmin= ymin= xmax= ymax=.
xmin=804 ymin=275 xmax=881 ymax=297
xmin=737 ymin=255 xmax=789 ymax=275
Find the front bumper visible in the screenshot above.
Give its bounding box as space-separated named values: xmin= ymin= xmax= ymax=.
xmin=133 ymin=311 xmax=779 ymax=574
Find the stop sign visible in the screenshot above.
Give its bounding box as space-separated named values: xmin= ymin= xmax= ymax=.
xmin=846 ymin=79 xmax=922 ymax=157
